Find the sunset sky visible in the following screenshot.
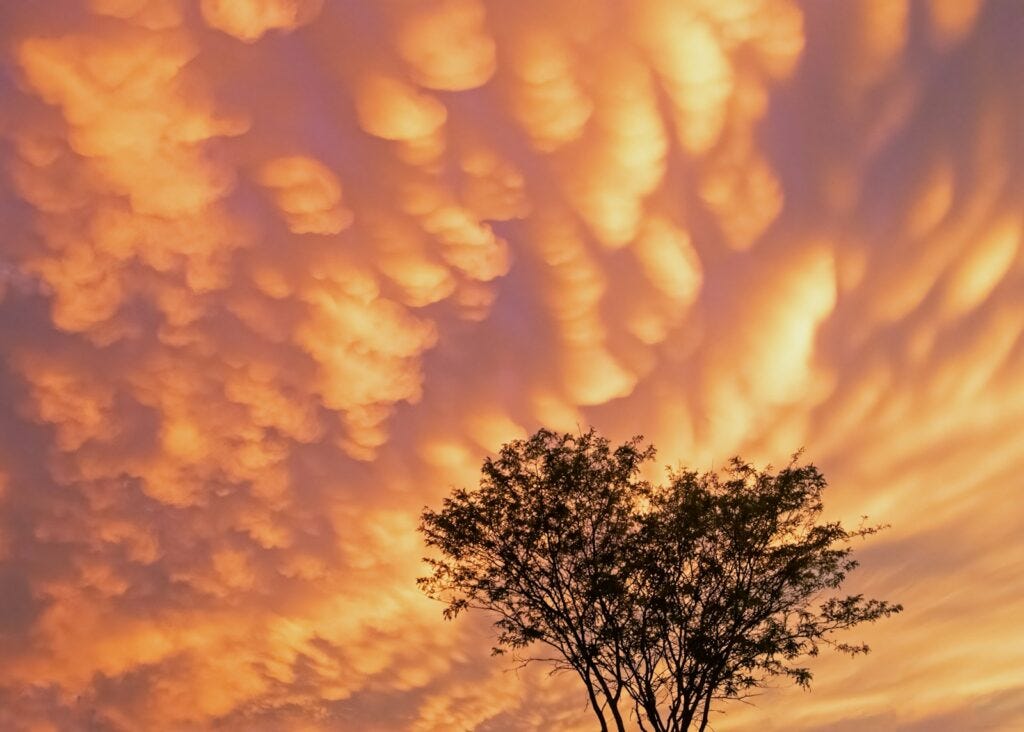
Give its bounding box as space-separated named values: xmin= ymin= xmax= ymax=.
xmin=1 ymin=0 xmax=1022 ymax=729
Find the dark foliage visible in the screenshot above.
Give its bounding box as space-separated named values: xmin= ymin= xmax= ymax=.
xmin=419 ymin=429 xmax=902 ymax=731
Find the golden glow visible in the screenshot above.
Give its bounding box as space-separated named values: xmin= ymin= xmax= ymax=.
xmin=355 ymin=74 xmax=448 ymax=142
xmin=1 ymin=1 xmax=1022 ymax=729
xmin=257 ymin=156 xmax=353 ymax=235
xmin=940 ymin=215 xmax=1020 ymax=319
xmin=926 ymin=0 xmax=983 ymax=48
xmin=394 ymin=0 xmax=497 ymax=91
xmin=503 ymin=29 xmax=593 ymax=151
xmin=200 ymin=0 xmax=323 ymax=42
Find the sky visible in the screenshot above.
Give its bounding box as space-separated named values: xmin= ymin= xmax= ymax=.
xmin=0 ymin=0 xmax=1022 ymax=730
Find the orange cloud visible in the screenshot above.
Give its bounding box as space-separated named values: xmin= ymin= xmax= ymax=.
xmin=392 ymin=0 xmax=497 ymax=91
xmin=0 ymin=1 xmax=1022 ymax=730
xmin=200 ymin=0 xmax=323 ymax=42
xmin=257 ymin=155 xmax=353 ymax=235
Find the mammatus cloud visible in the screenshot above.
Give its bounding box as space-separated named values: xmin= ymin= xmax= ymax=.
xmin=0 ymin=0 xmax=1021 ymax=729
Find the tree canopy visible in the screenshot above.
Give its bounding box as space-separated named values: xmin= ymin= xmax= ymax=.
xmin=418 ymin=428 xmax=902 ymax=731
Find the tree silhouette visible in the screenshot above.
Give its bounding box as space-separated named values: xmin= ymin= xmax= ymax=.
xmin=418 ymin=429 xmax=902 ymax=731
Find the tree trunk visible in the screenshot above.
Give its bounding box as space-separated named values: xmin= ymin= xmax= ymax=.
xmin=596 ymin=678 xmax=627 ymax=732
xmin=578 ymin=670 xmax=609 ymax=732
xmin=678 ymin=703 xmax=695 ymax=732
xmin=697 ymin=692 xmax=714 ymax=732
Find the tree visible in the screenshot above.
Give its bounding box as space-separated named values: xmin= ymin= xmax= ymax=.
xmin=418 ymin=429 xmax=902 ymax=732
